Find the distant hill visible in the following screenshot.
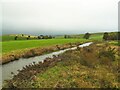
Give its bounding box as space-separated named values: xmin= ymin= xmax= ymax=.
xmin=1 ymin=32 xmax=118 ymax=41
xmin=1 ymin=34 xmax=38 ymax=41
xmin=55 ymin=32 xmax=104 ymax=41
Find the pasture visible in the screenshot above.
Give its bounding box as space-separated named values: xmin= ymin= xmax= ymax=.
xmin=1 ymin=39 xmax=89 ymax=54
xmin=1 ymin=34 xmax=37 ymax=41
xmin=1 ymin=33 xmax=103 ymax=54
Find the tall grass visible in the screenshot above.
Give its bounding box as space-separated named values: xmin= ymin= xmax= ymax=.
xmin=3 ymin=42 xmax=119 ymax=88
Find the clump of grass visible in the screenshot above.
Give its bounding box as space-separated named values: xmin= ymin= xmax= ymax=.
xmin=98 ymin=47 xmax=116 ymax=61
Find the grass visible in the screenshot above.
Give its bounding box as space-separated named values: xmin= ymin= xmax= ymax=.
xmin=1 ymin=32 xmax=103 ymax=54
xmin=55 ymin=32 xmax=103 ymax=40
xmin=3 ymin=42 xmax=119 ymax=88
xmin=29 ymin=43 xmax=119 ymax=88
xmin=33 ymin=43 xmax=119 ymax=88
xmin=89 ymin=33 xmax=103 ymax=40
xmin=1 ymin=35 xmax=15 ymax=41
xmin=1 ymin=34 xmax=37 ymax=41
xmin=109 ymin=41 xmax=120 ymax=46
xmin=2 ymin=32 xmax=119 ymax=88
xmin=1 ymin=39 xmax=89 ymax=54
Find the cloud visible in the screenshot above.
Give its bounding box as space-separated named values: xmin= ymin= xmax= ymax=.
xmin=1 ymin=0 xmax=119 ymax=35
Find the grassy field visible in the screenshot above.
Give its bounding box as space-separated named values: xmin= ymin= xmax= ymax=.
xmin=1 ymin=33 xmax=103 ymax=53
xmin=109 ymin=41 xmax=120 ymax=46
xmin=1 ymin=32 xmax=119 ymax=64
xmin=3 ymin=42 xmax=119 ymax=88
xmin=2 ymin=33 xmax=119 ymax=88
xmin=1 ymin=39 xmax=90 ymax=54
xmin=1 ymin=34 xmax=37 ymax=41
xmin=0 ymin=33 xmax=104 ymax=64
xmin=56 ymin=33 xmax=103 ymax=39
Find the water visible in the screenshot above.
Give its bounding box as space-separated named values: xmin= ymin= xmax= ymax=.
xmin=0 ymin=42 xmax=93 ymax=84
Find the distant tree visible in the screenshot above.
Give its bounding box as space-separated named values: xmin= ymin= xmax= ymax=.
xmin=15 ymin=36 xmax=18 ymax=40
xmin=40 ymin=35 xmax=44 ymax=39
xmin=38 ymin=36 xmax=41 ymax=39
xmin=103 ymin=32 xmax=119 ymax=40
xmin=109 ymin=32 xmax=117 ymax=40
xmin=48 ymin=35 xmax=52 ymax=39
xmin=64 ymin=35 xmax=67 ymax=39
xmin=118 ymin=32 xmax=120 ymax=40
xmin=83 ymin=33 xmax=90 ymax=39
xmin=43 ymin=35 xmax=49 ymax=39
xmin=27 ymin=35 xmax=30 ymax=40
xmin=103 ymin=32 xmax=109 ymax=40
xmin=22 ymin=34 xmax=24 ymax=36
xmin=28 ymin=35 xmax=30 ymax=38
xmin=52 ymin=36 xmax=55 ymax=38
xmin=38 ymin=35 xmax=44 ymax=39
xmin=68 ymin=35 xmax=71 ymax=38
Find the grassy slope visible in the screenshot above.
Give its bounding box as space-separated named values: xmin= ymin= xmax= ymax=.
xmin=3 ymin=42 xmax=119 ymax=88
xmin=34 ymin=43 xmax=119 ymax=88
xmin=32 ymin=43 xmax=120 ymax=88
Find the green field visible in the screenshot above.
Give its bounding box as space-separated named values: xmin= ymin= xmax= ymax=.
xmin=1 ymin=34 xmax=37 ymax=41
xmin=1 ymin=32 xmax=119 ymax=55
xmin=1 ymin=33 xmax=103 ymax=41
xmin=1 ymin=33 xmax=104 ymax=54
xmin=55 ymin=33 xmax=103 ymax=40
xmin=109 ymin=41 xmax=120 ymax=46
xmin=1 ymin=39 xmax=90 ymax=54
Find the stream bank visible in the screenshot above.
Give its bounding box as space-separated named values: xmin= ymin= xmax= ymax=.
xmin=1 ymin=42 xmax=85 ymax=64
xmin=3 ymin=42 xmax=119 ymax=88
xmin=1 ymin=42 xmax=92 ymax=83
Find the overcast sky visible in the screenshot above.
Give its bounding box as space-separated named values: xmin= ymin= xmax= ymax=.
xmin=1 ymin=0 xmax=119 ymax=35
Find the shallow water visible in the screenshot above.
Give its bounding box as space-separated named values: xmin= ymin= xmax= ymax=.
xmin=1 ymin=42 xmax=93 ymax=84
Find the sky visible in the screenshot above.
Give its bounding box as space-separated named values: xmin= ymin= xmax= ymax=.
xmin=1 ymin=0 xmax=119 ymax=35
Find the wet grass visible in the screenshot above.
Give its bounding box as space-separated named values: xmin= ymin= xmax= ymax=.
xmin=3 ymin=42 xmax=119 ymax=88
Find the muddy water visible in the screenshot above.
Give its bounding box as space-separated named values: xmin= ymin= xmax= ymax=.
xmin=1 ymin=42 xmax=93 ymax=83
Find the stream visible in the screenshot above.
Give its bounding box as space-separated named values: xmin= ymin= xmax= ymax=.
xmin=1 ymin=42 xmax=93 ymax=84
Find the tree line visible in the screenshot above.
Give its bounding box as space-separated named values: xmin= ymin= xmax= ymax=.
xmin=103 ymin=32 xmax=120 ymax=40
xmin=14 ymin=32 xmax=120 ymax=40
xmin=64 ymin=32 xmax=120 ymax=40
xmin=15 ymin=34 xmax=54 ymax=40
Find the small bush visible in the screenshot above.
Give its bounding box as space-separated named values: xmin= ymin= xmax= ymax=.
xmin=99 ymin=47 xmax=116 ymax=61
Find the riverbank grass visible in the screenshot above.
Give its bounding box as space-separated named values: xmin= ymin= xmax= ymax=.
xmin=3 ymin=42 xmax=119 ymax=88
xmin=33 ymin=43 xmax=119 ymax=88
